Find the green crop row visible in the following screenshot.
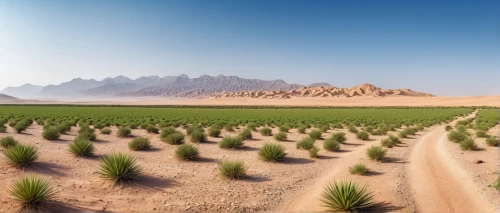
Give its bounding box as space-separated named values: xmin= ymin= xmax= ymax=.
xmin=473 ymin=109 xmax=500 ymax=131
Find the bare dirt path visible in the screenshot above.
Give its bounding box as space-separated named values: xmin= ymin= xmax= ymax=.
xmin=406 ymin=113 xmax=497 ymax=212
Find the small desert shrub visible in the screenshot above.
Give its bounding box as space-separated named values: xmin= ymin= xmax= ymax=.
xmin=296 ymin=137 xmax=315 ymax=150
xmin=323 ymin=138 xmax=341 ymax=152
xmin=13 ymin=123 xmax=28 ymax=133
xmin=75 ymin=131 xmax=97 ymax=141
xmin=9 ymin=175 xmax=55 ymax=211
xmin=1 ymin=136 xmax=18 ymax=148
xmin=98 ymin=153 xmax=141 ymax=184
xmin=349 ymin=163 xmax=368 ymax=175
xmin=186 ymin=124 xmax=204 ymax=135
xmin=475 ymin=130 xmax=487 ymax=138
xmin=0 ymin=125 xmax=6 ymax=133
xmin=218 ymin=160 xmax=246 ymax=179
xmin=297 ymin=126 xmax=306 ymax=133
xmin=247 ymin=123 xmax=257 ymax=131
xmin=456 ymin=125 xmax=467 ymax=133
xmin=279 ymin=125 xmax=289 ymax=133
xmin=448 ymin=130 xmax=467 ymax=143
xmin=356 ymin=131 xmax=369 ymax=140
xmin=219 ymin=136 xmax=243 ymax=149
xmin=320 ymin=125 xmax=330 ymax=133
xmin=258 ymin=143 xmax=287 ymax=162
xmin=364 ymin=126 xmax=374 ymax=133
xmin=190 ymin=131 xmax=207 ymax=143
xmin=238 ymin=128 xmax=253 ymax=140
xmin=320 ymin=180 xmax=375 ymax=211
xmin=42 ymin=127 xmax=60 ymax=140
xmin=493 ymin=175 xmax=500 ymax=191
xmin=309 ymin=146 xmax=320 ymax=158
xmin=175 ymin=144 xmax=199 ymax=160
xmin=56 ymin=123 xmax=71 ymax=134
xmin=117 ymin=127 xmax=131 ymax=138
xmin=68 ymin=138 xmax=95 ymax=157
xmin=224 ymin=124 xmax=234 ymax=132
xmin=398 ymin=130 xmax=408 ymax=138
xmin=348 ymin=126 xmax=358 ymax=133
xmin=309 ymin=130 xmax=322 ymax=140
xmin=459 ymin=138 xmax=477 ymax=151
xmin=371 ymin=129 xmax=383 ymax=136
xmin=260 ymin=127 xmax=272 ymax=136
xmin=380 ymin=134 xmax=400 ymax=148
xmin=4 ymin=144 xmax=38 ymax=167
xmin=366 ymin=146 xmax=387 ymax=161
xmin=128 ymin=137 xmax=151 ymax=151
xmin=160 ymin=127 xmax=177 ymax=138
xmin=208 ymin=127 xmax=221 ymax=137
xmin=100 ymin=127 xmax=112 ymax=134
xmin=486 ymin=136 xmax=499 ymax=146
xmin=445 ymin=125 xmax=452 ymax=131
xmin=146 ymin=125 xmax=159 ymax=134
xmin=330 ymin=132 xmax=347 ymax=143
xmin=162 ymin=132 xmax=185 ymax=145
xmin=273 ymin=132 xmax=287 ymax=141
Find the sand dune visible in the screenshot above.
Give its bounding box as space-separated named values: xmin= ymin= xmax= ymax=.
xmin=210 ymin=83 xmax=433 ymax=98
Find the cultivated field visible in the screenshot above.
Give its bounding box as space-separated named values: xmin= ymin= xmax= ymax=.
xmin=0 ymin=106 xmax=498 ymax=212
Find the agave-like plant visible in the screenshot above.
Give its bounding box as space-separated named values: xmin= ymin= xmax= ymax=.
xmin=258 ymin=143 xmax=287 ymax=162
xmin=68 ymin=138 xmax=95 ymax=157
xmin=98 ymin=153 xmax=142 ymax=184
xmin=10 ymin=175 xmax=55 ymax=211
xmin=4 ymin=144 xmax=38 ymax=167
xmin=175 ymin=144 xmax=199 ymax=160
xmin=320 ymin=180 xmax=375 ymax=211
xmin=218 ymin=160 xmax=246 ymax=179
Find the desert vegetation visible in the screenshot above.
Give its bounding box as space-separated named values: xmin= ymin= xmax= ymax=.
xmin=320 ymin=180 xmax=374 ymax=211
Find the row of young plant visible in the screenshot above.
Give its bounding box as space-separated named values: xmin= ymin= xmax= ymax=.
xmin=446 ymin=117 xmax=499 ymax=150
xmin=0 ymin=106 xmax=473 ymax=132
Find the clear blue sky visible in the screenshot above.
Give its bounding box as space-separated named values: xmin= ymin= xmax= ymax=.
xmin=0 ymin=0 xmax=498 ymax=96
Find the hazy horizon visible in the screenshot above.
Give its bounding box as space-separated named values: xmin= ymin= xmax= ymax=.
xmin=1 ymin=0 xmax=499 ymax=96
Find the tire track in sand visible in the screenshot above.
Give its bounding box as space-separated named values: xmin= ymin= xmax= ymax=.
xmin=406 ymin=116 xmax=496 ymax=212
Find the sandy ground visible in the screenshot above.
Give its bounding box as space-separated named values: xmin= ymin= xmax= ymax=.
xmin=407 ymin=112 xmax=499 ymax=212
xmin=1 ymin=113 xmax=498 ymax=212
xmin=2 ymin=95 xmax=500 ymax=106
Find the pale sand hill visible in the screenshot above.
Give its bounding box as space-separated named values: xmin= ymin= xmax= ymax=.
xmin=210 ymin=83 xmax=434 ymax=99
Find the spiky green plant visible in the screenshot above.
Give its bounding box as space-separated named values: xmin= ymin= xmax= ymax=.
xmin=116 ymin=127 xmax=131 ymax=138
xmin=297 ymin=137 xmax=315 ymax=150
xmin=260 ymin=127 xmax=272 ymax=136
xmin=160 ymin=127 xmax=177 ymax=138
xmin=309 ymin=146 xmax=320 ymax=158
xmin=4 ymin=144 xmax=38 ymax=167
xmin=75 ymin=131 xmax=97 ymax=141
xmin=42 ymin=126 xmax=60 ymax=140
xmin=68 ymin=138 xmax=95 ymax=157
xmin=330 ymin=132 xmax=347 ymax=143
xmin=273 ymin=132 xmax=287 ymax=141
xmin=475 ymin=130 xmax=487 ymax=138
xmin=186 ymin=124 xmax=204 ymax=135
xmin=238 ymin=128 xmax=253 ymax=140
xmin=258 ymin=143 xmax=287 ymax=162
xmin=348 ymin=126 xmax=358 ymax=133
xmin=459 ymin=138 xmax=477 ymax=151
xmin=146 ymin=125 xmax=159 ymax=134
xmin=98 ymin=153 xmax=142 ymax=184
xmin=486 ymin=136 xmax=499 ymax=146
xmin=398 ymin=131 xmax=408 ymax=139
xmin=208 ymin=127 xmax=221 ymax=137
xmin=1 ymin=136 xmax=18 ymax=148
xmin=100 ymin=127 xmax=112 ymax=135
xmin=218 ymin=160 xmax=246 ymax=179
xmin=448 ymin=130 xmax=467 ymax=143
xmin=219 ymin=136 xmax=243 ymax=149
xmin=279 ymin=125 xmax=289 ymax=133
xmin=224 ymin=124 xmax=234 ymax=132
xmin=356 ymin=131 xmax=369 ymax=140
xmin=297 ymin=126 xmax=306 ymax=133
xmin=162 ymin=132 xmax=185 ymax=145
xmin=320 ymin=180 xmax=375 ymax=211
xmin=349 ymin=163 xmax=369 ymax=175
xmin=323 ymin=138 xmax=341 ymax=152
xmin=190 ymin=131 xmax=207 ymax=143
xmin=175 ymin=144 xmax=199 ymax=161
xmin=128 ymin=137 xmax=151 ymax=151
xmin=309 ymin=130 xmax=322 ymax=140
xmin=13 ymin=123 xmax=28 ymax=134
xmin=9 ymin=175 xmax=55 ymax=211
xmin=366 ymin=146 xmax=387 ymax=161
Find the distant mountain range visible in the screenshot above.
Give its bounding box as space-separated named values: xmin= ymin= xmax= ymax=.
xmin=0 ymin=74 xmax=433 ymax=98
